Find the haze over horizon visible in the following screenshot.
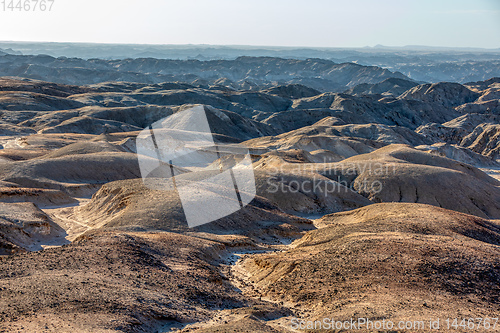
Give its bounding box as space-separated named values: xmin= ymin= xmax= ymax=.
xmin=1 ymin=41 xmax=500 ymax=51
xmin=0 ymin=0 xmax=499 ymax=49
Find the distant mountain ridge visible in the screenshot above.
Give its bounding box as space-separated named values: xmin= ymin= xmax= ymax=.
xmin=2 ymin=41 xmax=500 ymax=83
xmin=0 ymin=54 xmax=410 ymax=92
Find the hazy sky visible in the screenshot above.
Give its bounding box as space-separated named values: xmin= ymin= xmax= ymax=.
xmin=1 ymin=0 xmax=499 ymax=48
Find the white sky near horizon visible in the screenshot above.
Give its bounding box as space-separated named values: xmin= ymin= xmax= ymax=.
xmin=0 ymin=0 xmax=499 ymax=48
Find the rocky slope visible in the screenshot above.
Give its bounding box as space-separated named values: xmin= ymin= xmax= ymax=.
xmin=237 ymin=203 xmax=500 ymax=326
xmin=316 ymin=145 xmax=500 ymax=219
xmin=0 ymin=202 xmax=65 ymax=254
xmin=0 ymin=231 xmax=263 ymax=332
xmin=343 ymin=77 xmax=419 ymax=96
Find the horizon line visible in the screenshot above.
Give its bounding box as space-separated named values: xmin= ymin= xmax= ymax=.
xmin=1 ymin=40 xmax=500 ymax=51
